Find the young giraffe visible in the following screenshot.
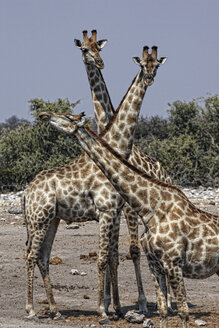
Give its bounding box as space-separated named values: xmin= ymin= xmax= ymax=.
xmin=24 ymin=45 xmax=168 ymax=321
xmin=74 ymin=30 xmax=172 ymax=313
xmin=40 ymin=111 xmax=219 ymax=328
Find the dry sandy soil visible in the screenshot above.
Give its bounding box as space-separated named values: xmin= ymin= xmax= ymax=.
xmin=0 ymin=197 xmax=218 ymax=328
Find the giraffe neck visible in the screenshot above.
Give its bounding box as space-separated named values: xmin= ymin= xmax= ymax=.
xmin=75 ymin=125 xmax=157 ymax=217
xmin=85 ymin=64 xmax=115 ymax=134
xmin=101 ymin=72 xmax=147 ymax=159
xmin=86 ymin=64 xmax=171 ymax=184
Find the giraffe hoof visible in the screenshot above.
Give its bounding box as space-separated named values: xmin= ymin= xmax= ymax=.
xmin=139 ymin=307 xmax=148 ymax=315
xmin=24 ymin=314 xmax=39 ymax=321
xmin=138 ymin=297 xmax=148 ymax=314
xmin=112 ymin=312 xmax=123 ymax=320
xmin=139 ymin=310 xmax=148 ymax=316
xmin=53 ymin=312 xmax=64 ymax=320
xmin=115 ymin=309 xmax=124 ymax=318
xmin=104 ymin=298 xmax=111 ymax=313
xmin=99 ymin=316 xmax=111 ymax=325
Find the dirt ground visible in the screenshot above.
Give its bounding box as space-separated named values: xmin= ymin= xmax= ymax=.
xmin=0 ymin=198 xmax=218 ymax=328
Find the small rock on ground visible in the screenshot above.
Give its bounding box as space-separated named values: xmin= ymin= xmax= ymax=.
xmin=124 ymin=310 xmax=145 ymax=323
xmin=143 ymin=319 xmax=155 ymax=328
xmin=70 ymin=269 xmax=80 ymax=275
xmin=195 ymin=319 xmax=207 ymax=326
xmin=8 ymin=207 xmax=22 ymax=214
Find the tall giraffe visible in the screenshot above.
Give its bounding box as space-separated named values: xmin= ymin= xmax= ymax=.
xmin=74 ymin=30 xmax=123 ymax=311
xmin=40 ymin=111 xmax=219 ymax=328
xmin=75 ymin=30 xmax=171 ymax=314
xmin=74 ymin=30 xmax=115 ymax=134
xmin=24 ymin=45 xmax=167 ymax=321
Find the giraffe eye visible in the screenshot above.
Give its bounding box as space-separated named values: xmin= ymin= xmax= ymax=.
xmin=66 ymin=115 xmax=74 ymax=122
xmin=82 ymin=48 xmax=88 ymax=54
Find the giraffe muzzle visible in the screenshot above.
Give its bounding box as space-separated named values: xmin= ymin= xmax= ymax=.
xmin=95 ymin=58 xmax=104 ymax=69
xmin=145 ymin=78 xmax=154 ymax=86
xmin=38 ymin=112 xmax=51 ymax=121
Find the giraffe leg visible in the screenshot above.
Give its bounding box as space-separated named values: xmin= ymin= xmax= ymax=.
xmin=108 ymin=210 xmax=123 ymax=317
xmin=150 ymin=268 xmax=168 ymax=328
xmin=97 ymin=211 xmax=114 ymax=322
xmin=37 ymin=217 xmax=60 ymax=317
xmin=124 ymin=205 xmax=147 ymax=313
xmin=25 ymin=258 xmax=37 ymax=317
xmin=166 ymin=275 xmax=173 ymax=311
xmin=104 ymin=265 xmax=111 ymax=312
xmin=98 ymin=210 xmax=122 ymax=323
xmin=25 ymin=227 xmax=49 ymax=318
xmin=168 ymin=265 xmax=189 ymax=328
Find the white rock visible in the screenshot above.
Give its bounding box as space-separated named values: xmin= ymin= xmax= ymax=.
xmin=80 ymin=272 xmax=87 ymax=276
xmin=70 ymin=269 xmax=80 ymax=275
xmin=195 ymin=319 xmax=207 ymax=326
xmin=124 ymin=310 xmax=145 ymax=323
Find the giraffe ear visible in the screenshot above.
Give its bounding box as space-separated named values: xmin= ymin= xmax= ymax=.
xmin=97 ymin=39 xmax=107 ymax=50
xmin=137 ymin=70 xmax=144 ymax=83
xmin=79 ymin=115 xmax=89 ymax=127
xmin=132 ymin=57 xmax=141 ymax=67
xmin=74 ymin=39 xmax=82 ymax=48
xmin=158 ymin=57 xmax=167 ymax=65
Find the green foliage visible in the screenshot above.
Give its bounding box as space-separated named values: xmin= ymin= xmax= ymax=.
xmin=136 ymin=95 xmax=219 ymax=186
xmin=29 ymin=98 xmax=80 ymax=119
xmin=201 ymin=94 xmax=219 ymax=145
xmin=134 ymin=115 xmax=168 ymax=141
xmin=0 ymin=95 xmax=218 ymax=188
xmin=0 ymin=98 xmax=82 ymax=187
xmin=167 ymin=100 xmax=200 ymax=137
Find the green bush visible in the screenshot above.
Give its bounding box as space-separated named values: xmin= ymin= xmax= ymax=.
xmin=0 ymin=95 xmax=218 ymax=188
xmin=0 ymin=98 xmax=82 ymax=187
xmin=138 ymin=134 xmax=218 ymax=186
xmin=136 ymin=95 xmax=219 ymax=186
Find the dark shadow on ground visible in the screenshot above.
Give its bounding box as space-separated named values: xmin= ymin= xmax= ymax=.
xmin=36 ymin=301 xmax=213 ymax=324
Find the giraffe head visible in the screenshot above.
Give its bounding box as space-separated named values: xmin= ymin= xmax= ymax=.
xmin=39 ymin=112 xmax=87 ymax=135
xmin=132 ymin=46 xmax=167 ymax=86
xmin=74 ymin=30 xmax=107 ymax=69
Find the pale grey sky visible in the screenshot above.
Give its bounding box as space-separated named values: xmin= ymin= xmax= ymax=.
xmin=0 ymin=0 xmax=219 ymax=122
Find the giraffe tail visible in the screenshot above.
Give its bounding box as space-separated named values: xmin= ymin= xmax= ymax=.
xmin=21 ymin=194 xmax=31 ymax=257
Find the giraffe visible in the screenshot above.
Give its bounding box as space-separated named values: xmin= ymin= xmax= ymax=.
xmin=74 ymin=30 xmax=115 ymax=135
xmin=40 ymin=111 xmax=219 ymax=328
xmin=23 ymin=45 xmax=168 ymax=322
xmin=74 ymin=29 xmax=122 ymax=311
xmin=74 ymin=30 xmax=172 ymax=313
